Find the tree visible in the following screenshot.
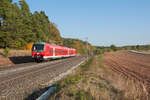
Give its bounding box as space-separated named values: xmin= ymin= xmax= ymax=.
xmin=19 ymin=0 xmax=34 ymax=46
xmin=62 ymin=38 xmax=93 ymax=55
xmin=49 ymin=22 xmax=61 ymax=44
xmin=32 ymin=11 xmax=45 ymax=42
xmin=0 ymin=0 xmax=13 ymax=48
xmin=9 ymin=3 xmax=23 ymax=48
xmin=110 ymin=44 xmax=117 ymax=51
xmin=136 ymin=45 xmax=141 ymax=50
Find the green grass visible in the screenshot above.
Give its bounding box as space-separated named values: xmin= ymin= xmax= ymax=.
xmin=98 ymin=55 xmax=102 ymax=61
xmin=98 ymin=82 xmax=109 ymax=91
xmin=75 ymin=90 xmax=93 ymax=100
xmin=80 ymin=57 xmax=93 ymax=70
xmin=98 ymin=55 xmax=104 ymax=68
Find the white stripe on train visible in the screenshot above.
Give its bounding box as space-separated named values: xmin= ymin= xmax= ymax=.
xmin=32 ymin=55 xmax=76 ymax=59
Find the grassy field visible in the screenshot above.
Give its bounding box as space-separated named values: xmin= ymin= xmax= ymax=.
xmin=48 ymin=55 xmax=144 ymax=100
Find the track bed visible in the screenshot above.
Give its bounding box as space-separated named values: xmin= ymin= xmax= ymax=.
xmin=0 ymin=56 xmax=87 ymax=100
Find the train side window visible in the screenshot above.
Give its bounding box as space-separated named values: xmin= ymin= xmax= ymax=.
xmin=55 ymin=49 xmax=67 ymax=54
xmin=47 ymin=47 xmax=49 ymax=51
xmin=50 ymin=49 xmax=53 ymax=54
xmin=55 ymin=49 xmax=59 ymax=54
xmin=69 ymin=51 xmax=73 ymax=54
xmin=55 ymin=50 xmax=57 ymax=54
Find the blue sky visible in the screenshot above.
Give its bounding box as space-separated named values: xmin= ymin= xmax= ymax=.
xmin=13 ymin=0 xmax=150 ymax=46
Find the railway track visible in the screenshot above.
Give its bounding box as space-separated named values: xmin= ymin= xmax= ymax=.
xmin=0 ymin=56 xmax=87 ymax=100
xmin=102 ymin=51 xmax=150 ymax=99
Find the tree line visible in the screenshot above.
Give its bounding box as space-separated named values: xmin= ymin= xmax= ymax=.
xmin=62 ymin=38 xmax=93 ymax=55
xmin=94 ymin=44 xmax=150 ymax=55
xmin=0 ymin=0 xmax=61 ymax=49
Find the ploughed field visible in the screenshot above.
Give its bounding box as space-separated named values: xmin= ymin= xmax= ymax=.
xmin=103 ymin=51 xmax=150 ymax=94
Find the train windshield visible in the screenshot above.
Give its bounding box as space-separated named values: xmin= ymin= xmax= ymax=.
xmin=32 ymin=44 xmax=44 ymax=52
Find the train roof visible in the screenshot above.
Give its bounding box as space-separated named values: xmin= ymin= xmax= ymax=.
xmin=34 ymin=42 xmax=45 ymax=45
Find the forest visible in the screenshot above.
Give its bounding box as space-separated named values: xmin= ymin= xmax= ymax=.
xmin=0 ymin=0 xmax=62 ymax=48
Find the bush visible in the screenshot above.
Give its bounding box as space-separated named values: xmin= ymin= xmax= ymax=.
xmin=3 ymin=47 xmax=10 ymax=57
xmin=75 ymin=90 xmax=93 ymax=100
xmin=110 ymin=44 xmax=118 ymax=51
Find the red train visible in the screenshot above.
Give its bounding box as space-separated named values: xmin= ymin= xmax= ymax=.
xmin=31 ymin=42 xmax=76 ymax=62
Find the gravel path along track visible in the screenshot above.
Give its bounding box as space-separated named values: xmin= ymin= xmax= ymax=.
xmin=102 ymin=51 xmax=150 ymax=97
xmin=0 ymin=56 xmax=87 ymax=100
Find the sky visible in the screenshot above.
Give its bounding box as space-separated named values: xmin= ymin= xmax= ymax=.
xmin=13 ymin=0 xmax=150 ymax=46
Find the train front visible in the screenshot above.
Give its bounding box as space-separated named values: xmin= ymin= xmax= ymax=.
xmin=31 ymin=42 xmax=45 ymax=62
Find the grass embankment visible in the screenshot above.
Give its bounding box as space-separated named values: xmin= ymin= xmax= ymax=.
xmin=48 ymin=56 xmax=144 ymax=100
xmin=0 ymin=49 xmax=31 ymax=57
xmin=0 ymin=49 xmax=31 ymax=66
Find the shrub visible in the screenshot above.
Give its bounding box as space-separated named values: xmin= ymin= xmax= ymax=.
xmin=3 ymin=47 xmax=10 ymax=57
xmin=75 ymin=90 xmax=93 ymax=100
xmin=110 ymin=44 xmax=118 ymax=51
